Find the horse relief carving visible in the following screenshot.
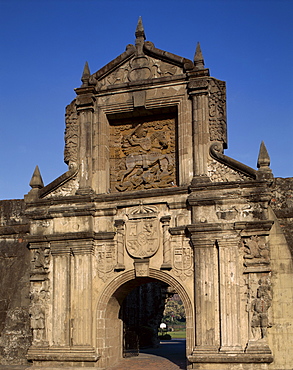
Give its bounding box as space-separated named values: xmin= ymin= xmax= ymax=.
xmin=110 ymin=118 xmax=176 ymax=192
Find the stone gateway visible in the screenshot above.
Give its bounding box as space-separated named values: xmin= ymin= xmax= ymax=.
xmin=0 ymin=18 xmax=293 ymax=370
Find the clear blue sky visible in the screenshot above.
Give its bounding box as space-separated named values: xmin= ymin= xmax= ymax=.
xmin=0 ymin=0 xmax=292 ymax=199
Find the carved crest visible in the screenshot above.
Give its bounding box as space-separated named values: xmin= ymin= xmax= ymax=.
xmin=174 ymin=245 xmax=193 ymax=281
xmin=126 ymin=219 xmax=159 ymax=259
xmin=174 ymin=245 xmax=192 ymax=271
xmin=96 ymin=244 xmax=116 ymax=279
xmin=125 ymin=204 xmax=159 ymax=258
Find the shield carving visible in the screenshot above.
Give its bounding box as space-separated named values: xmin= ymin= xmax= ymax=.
xmin=126 ymin=219 xmax=159 ymax=258
xmin=96 ymin=244 xmax=115 ymax=274
xmin=174 ymin=245 xmax=193 ymax=271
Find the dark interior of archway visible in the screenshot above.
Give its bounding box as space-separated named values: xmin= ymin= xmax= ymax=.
xmin=118 ymin=280 xmax=175 ymax=357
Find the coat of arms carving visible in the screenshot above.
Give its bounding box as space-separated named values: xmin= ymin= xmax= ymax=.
xmin=173 ymin=239 xmax=193 ymax=280
xmin=126 ymin=204 xmax=160 ymax=259
xmin=126 ymin=219 xmax=159 ymax=258
xmin=95 ymin=244 xmax=116 ymax=281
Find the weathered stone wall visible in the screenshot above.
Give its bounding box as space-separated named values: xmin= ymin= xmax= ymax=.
xmin=0 ymin=200 xmax=31 ymax=365
xmin=267 ymin=177 xmax=293 ymax=369
xmin=271 ymin=177 xmax=293 ymax=255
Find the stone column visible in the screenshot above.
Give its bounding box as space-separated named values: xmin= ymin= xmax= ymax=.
xmin=160 ymin=215 xmax=172 ymax=270
xmin=51 ymin=243 xmax=71 ymax=346
xmin=75 ymin=87 xmax=95 ymax=193
xmin=114 ymin=219 xmax=125 ymax=271
xmin=71 ymin=242 xmax=94 ymax=346
xmin=188 ymin=225 xmax=220 ymax=353
xmin=218 ymin=236 xmax=243 ymax=353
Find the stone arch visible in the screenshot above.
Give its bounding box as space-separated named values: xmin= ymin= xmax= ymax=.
xmin=95 ymin=268 xmax=193 ymax=368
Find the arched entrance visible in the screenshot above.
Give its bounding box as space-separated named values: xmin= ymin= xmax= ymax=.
xmin=96 ymin=269 xmax=193 ymax=369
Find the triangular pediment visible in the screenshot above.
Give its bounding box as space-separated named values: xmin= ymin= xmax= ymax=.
xmin=89 ymin=41 xmax=194 ymax=89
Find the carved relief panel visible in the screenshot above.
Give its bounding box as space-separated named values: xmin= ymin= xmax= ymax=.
xmin=95 ymin=56 xmax=183 ymax=89
xmin=64 ymin=100 xmax=78 ymax=166
xmin=110 ymin=115 xmax=177 ymax=192
xmin=240 ymin=235 xmax=272 ymax=353
xmin=208 ymin=79 xmax=227 ymax=146
xmin=240 ymin=235 xmax=270 ymax=269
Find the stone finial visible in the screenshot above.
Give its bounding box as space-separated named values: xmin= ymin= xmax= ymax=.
xmin=257 ymin=141 xmax=270 ymax=169
xmin=81 ymin=61 xmax=90 ymax=87
xmin=194 ymin=42 xmax=205 ymax=70
xmin=29 ymin=166 xmax=44 ymax=189
xmin=135 ymin=16 xmax=146 ymax=41
xmin=256 ymin=141 xmax=273 ymax=179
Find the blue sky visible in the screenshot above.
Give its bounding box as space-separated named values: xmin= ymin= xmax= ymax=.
xmin=0 ymin=0 xmax=292 ymax=199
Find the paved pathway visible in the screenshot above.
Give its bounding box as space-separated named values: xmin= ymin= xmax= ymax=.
xmin=107 ymin=339 xmax=186 ymax=370
xmin=0 ymin=339 xmax=187 ymax=370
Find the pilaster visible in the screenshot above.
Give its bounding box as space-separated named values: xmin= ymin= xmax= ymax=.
xmin=160 ymin=215 xmax=172 ymax=270
xmin=75 ymin=86 xmax=95 ymax=194
xmin=187 ymin=224 xmax=220 ymax=353
xmin=114 ymin=219 xmax=126 ymax=271
xmin=50 ymin=243 xmax=71 ymax=346
xmin=70 ymin=242 xmax=94 ymax=346
xmin=217 ymin=235 xmax=243 ymax=353
xmin=188 ymin=79 xmax=210 ymax=181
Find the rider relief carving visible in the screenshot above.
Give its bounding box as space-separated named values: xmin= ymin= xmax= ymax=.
xmin=110 ymin=117 xmax=176 ymax=192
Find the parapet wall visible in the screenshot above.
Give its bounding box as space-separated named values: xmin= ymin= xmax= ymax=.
xmin=0 ymin=200 xmax=31 ymax=365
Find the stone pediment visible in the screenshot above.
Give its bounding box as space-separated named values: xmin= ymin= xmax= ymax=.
xmin=89 ymin=41 xmax=193 ymax=90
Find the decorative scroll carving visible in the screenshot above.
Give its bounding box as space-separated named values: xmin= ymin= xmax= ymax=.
xmin=208 ymin=79 xmax=227 ymax=144
xmin=110 ymin=118 xmax=176 ymax=192
xmin=44 ymin=177 xmax=79 ymax=198
xmin=96 ymin=56 xmax=182 ymax=89
xmin=241 ymin=236 xmax=270 ymax=267
xmin=64 ymin=100 xmax=78 ymax=166
xmin=148 ymin=56 xmax=181 ymax=79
